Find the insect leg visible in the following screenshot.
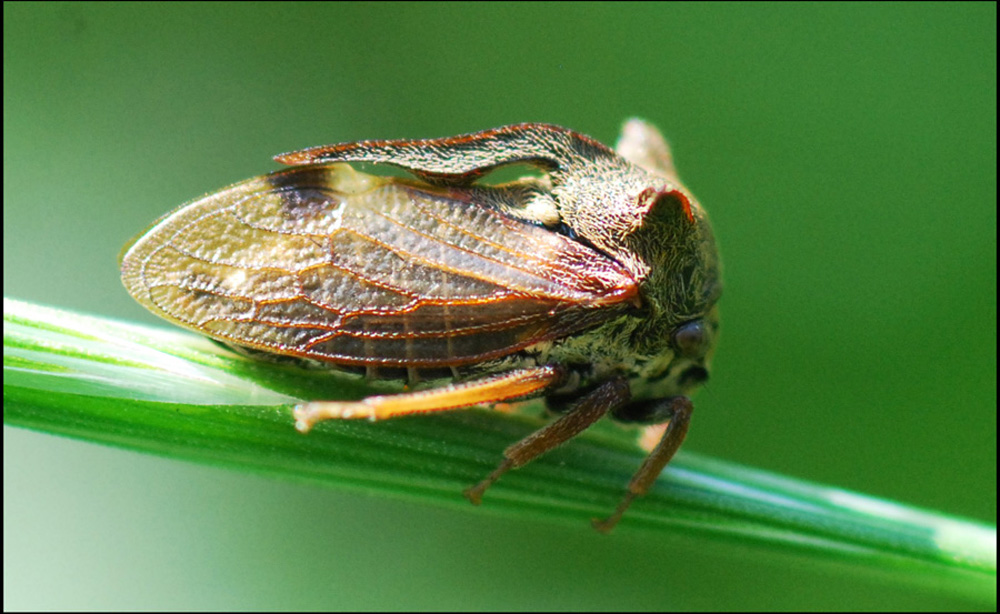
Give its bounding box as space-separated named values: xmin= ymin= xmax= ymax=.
xmin=593 ymin=396 xmax=693 ymax=532
xmin=293 ymin=365 xmax=563 ymax=431
xmin=274 ymin=124 xmax=616 ymax=186
xmin=463 ymin=376 xmax=630 ymax=505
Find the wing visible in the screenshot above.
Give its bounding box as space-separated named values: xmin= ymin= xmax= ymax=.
xmin=121 ymin=164 xmax=639 ymax=367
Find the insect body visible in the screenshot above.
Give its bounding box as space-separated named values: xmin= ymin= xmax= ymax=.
xmin=120 ymin=120 xmax=722 ymax=531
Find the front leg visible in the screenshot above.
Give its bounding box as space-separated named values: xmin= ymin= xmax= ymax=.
xmin=593 ymin=396 xmax=694 ymax=532
xmin=464 ymin=376 xmax=631 ymax=505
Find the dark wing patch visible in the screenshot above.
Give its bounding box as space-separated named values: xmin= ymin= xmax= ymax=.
xmin=121 ymin=164 xmax=638 ymax=366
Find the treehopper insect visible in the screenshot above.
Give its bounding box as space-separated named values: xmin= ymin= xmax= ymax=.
xmin=120 ymin=120 xmax=722 ymax=531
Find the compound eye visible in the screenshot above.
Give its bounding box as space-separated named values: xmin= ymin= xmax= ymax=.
xmin=671 ymin=320 xmax=709 ymax=359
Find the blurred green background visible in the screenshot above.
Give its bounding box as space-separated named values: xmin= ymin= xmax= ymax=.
xmin=4 ymin=2 xmax=995 ymax=610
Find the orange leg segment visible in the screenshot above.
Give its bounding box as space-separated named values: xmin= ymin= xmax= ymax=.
xmin=295 ymin=366 xmax=691 ymax=533
xmin=293 ymin=365 xmax=563 ymax=432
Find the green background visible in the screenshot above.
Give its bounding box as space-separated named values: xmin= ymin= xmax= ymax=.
xmin=4 ymin=2 xmax=995 ymax=610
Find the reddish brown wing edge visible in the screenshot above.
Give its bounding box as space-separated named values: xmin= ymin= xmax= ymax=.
xmin=120 ymin=164 xmax=639 ymax=368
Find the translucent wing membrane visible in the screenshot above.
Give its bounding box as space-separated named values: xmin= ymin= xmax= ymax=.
xmin=121 ymin=164 xmax=638 ymax=367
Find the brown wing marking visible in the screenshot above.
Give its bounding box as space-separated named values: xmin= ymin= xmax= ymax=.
xmin=120 ymin=164 xmax=638 ymax=367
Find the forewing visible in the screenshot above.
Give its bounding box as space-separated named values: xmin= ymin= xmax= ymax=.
xmin=121 ymin=164 xmax=638 ymax=367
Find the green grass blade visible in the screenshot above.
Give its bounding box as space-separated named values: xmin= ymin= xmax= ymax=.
xmin=4 ymin=297 xmax=995 ymax=603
